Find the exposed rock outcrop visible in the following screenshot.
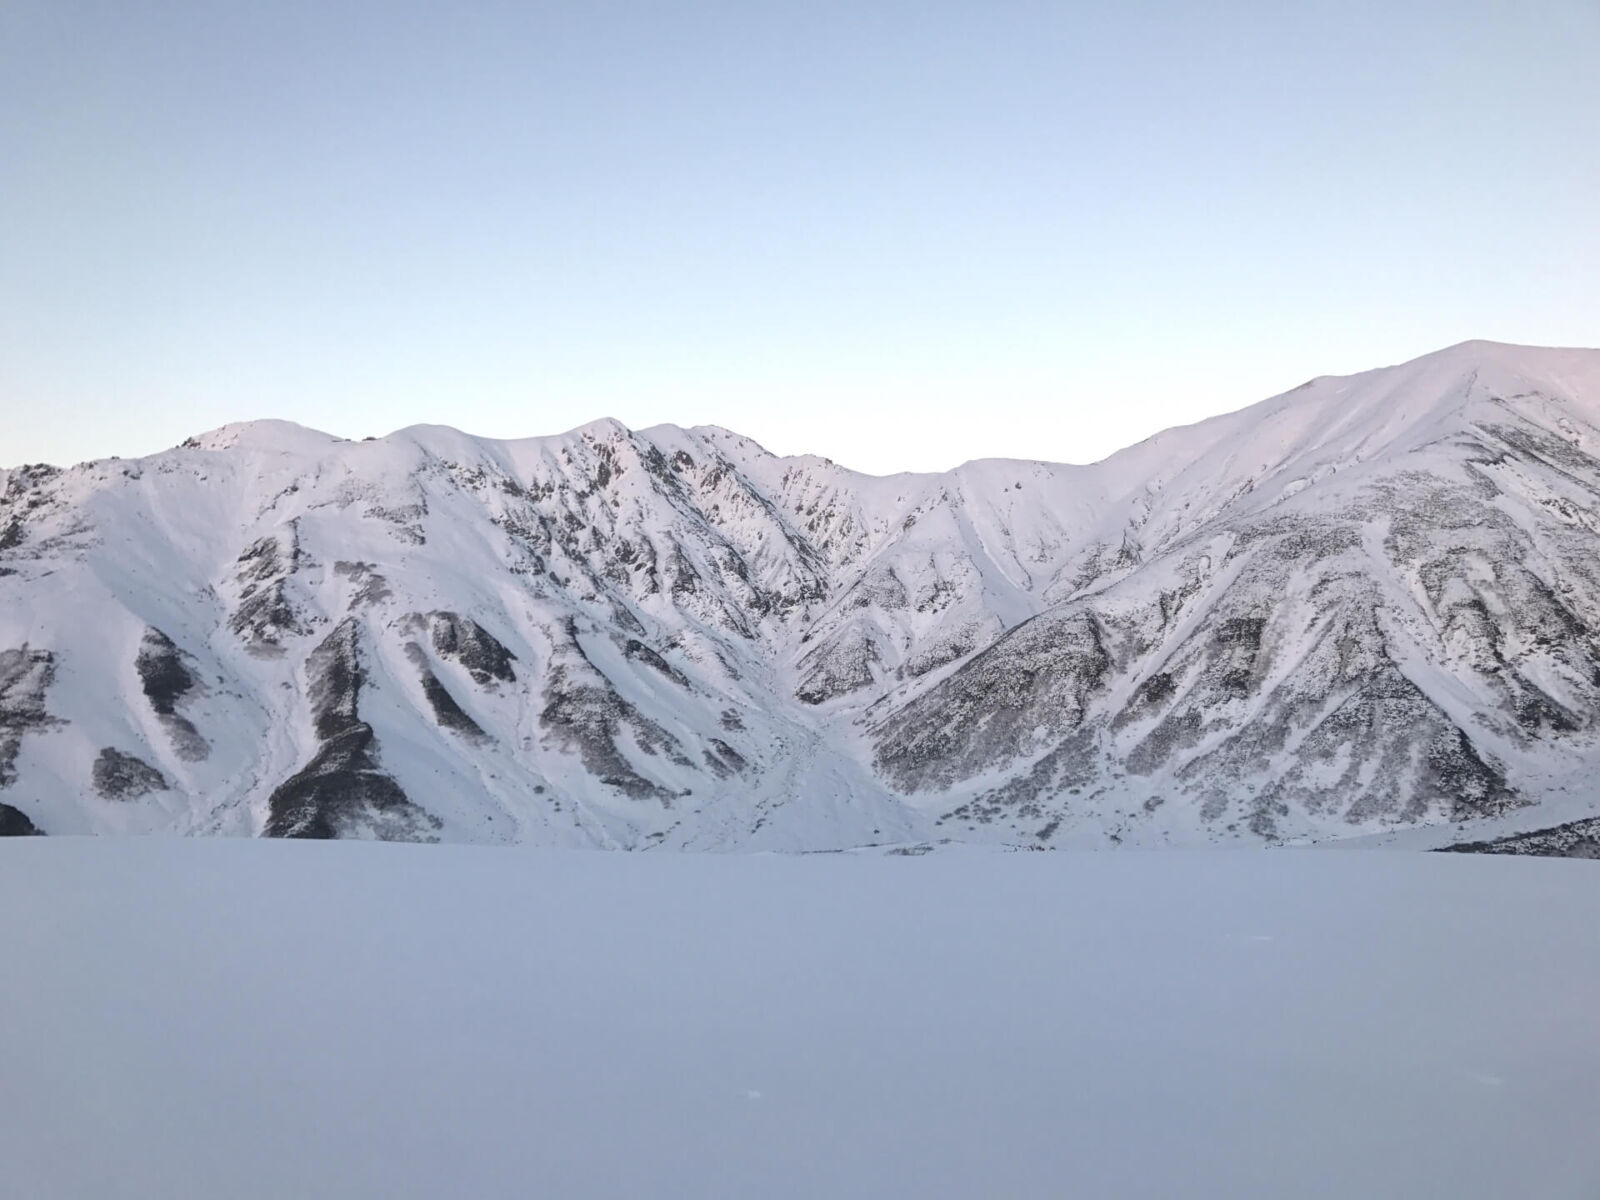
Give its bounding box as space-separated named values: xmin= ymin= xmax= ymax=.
xmin=92 ymin=748 xmax=168 ymax=800
xmin=264 ymin=620 xmax=439 ymax=840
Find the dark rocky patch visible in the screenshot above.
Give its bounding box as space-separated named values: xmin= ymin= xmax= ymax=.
xmin=0 ymin=464 xmax=60 ymax=552
xmin=1442 ymin=816 xmax=1600 ymax=858
xmin=228 ymin=533 xmax=308 ymax=654
xmin=796 ymin=631 xmax=880 ymax=705
xmin=264 ymin=722 xmax=438 ymax=840
xmin=404 ymin=643 xmax=488 ymax=741
xmin=1387 ymin=487 xmax=1600 ymax=738
xmin=227 ymin=580 xmax=306 ymax=654
xmin=135 ymin=628 xmax=209 ymax=760
xmin=843 ymin=565 xmax=909 ymax=612
xmin=1422 ymin=727 xmax=1516 ymax=821
xmin=234 ymin=533 xmax=295 ymax=587
xmin=941 ymin=729 xmax=1099 ymax=829
xmin=92 ymin=748 xmax=167 ymax=800
xmin=1225 ymin=515 xmax=1363 ymax=565
xmin=1136 ymin=670 xmax=1175 ymax=706
xmin=622 ymin=638 xmax=689 ymax=687
xmin=1113 ymin=669 xmax=1180 ymax=736
xmin=901 ymin=625 xmax=980 ymax=679
xmin=306 ymin=618 xmax=364 ymax=740
xmin=1213 ymin=615 xmax=1268 ymax=696
xmin=701 ymin=738 xmax=749 ymax=779
xmin=607 ymin=598 xmax=648 ymax=637
xmin=0 ymin=801 xmax=41 ymax=835
xmin=539 ymin=624 xmax=686 ymax=804
xmin=988 ymin=532 xmax=1538 ymax=839
xmin=0 ymin=647 xmax=62 ymax=788
xmin=428 ymin=612 xmax=517 ymax=684
xmin=264 ymin=619 xmax=439 ymax=840
xmin=1479 ymin=421 xmax=1600 ymax=483
xmin=1182 ymin=639 xmax=1521 ymax=834
xmin=333 ymin=560 xmax=392 ymax=608
xmin=1125 ymin=706 xmax=1204 ymax=775
xmin=362 ymin=504 xmax=427 ymax=544
xmin=135 ymin=628 xmax=194 ymax=715
xmin=1155 ymin=571 xmax=1206 ymax=630
xmin=1216 ymin=616 xmax=1265 ymax=647
xmin=539 ymin=678 xmax=683 ymax=803
xmin=874 ymin=610 xmax=1110 ymax=792
xmin=666 ymin=540 xmax=702 ymax=597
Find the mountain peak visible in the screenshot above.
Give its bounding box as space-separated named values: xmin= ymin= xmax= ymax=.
xmin=183 ymin=419 xmax=344 ymax=455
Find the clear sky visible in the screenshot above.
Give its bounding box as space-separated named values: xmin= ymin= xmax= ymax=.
xmin=2 ymin=1 xmax=1596 ymax=474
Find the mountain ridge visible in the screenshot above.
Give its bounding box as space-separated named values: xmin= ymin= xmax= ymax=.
xmin=4 ymin=340 xmax=1599 ymax=849
xmin=21 ymin=337 xmax=1587 ymax=478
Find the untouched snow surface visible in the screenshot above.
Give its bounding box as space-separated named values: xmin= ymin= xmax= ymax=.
xmin=2 ymin=838 xmax=1598 ymax=1199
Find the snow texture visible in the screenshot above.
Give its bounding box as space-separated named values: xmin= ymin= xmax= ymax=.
xmin=0 ymin=837 xmax=1597 ymax=1199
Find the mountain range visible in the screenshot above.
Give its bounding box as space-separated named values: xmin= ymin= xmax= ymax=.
xmin=4 ymin=339 xmax=1599 ymax=850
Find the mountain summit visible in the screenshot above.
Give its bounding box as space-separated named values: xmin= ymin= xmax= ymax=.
xmin=4 ymin=341 xmax=1599 ymax=849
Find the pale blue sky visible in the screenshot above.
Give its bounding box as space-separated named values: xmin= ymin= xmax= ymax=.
xmin=3 ymin=0 xmax=1596 ymax=472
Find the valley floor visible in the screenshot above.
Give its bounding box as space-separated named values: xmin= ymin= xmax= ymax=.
xmin=2 ymin=839 xmax=1597 ymax=1199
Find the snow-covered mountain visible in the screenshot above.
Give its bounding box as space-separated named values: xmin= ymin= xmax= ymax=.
xmin=4 ymin=340 xmax=1600 ymax=849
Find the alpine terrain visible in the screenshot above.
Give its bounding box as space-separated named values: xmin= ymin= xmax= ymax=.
xmin=3 ymin=339 xmax=1599 ymax=850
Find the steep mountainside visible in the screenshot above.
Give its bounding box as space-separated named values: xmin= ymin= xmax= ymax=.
xmin=3 ymin=340 xmax=1599 ymax=848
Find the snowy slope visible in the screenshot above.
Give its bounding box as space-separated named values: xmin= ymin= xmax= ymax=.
xmin=3 ymin=837 xmax=1599 ymax=1199
xmin=3 ymin=340 xmax=1600 ymax=848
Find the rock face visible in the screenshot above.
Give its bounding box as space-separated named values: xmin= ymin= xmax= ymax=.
xmin=1442 ymin=817 xmax=1600 ymax=859
xmin=91 ymin=748 xmax=168 ymax=800
xmin=424 ymin=612 xmax=517 ymax=685
xmin=0 ymin=648 xmax=60 ymax=789
xmin=0 ymin=802 xmax=40 ymax=836
xmin=2 ymin=343 xmax=1600 ymax=849
xmin=135 ymin=628 xmax=209 ymax=761
xmin=264 ymin=619 xmax=437 ymax=840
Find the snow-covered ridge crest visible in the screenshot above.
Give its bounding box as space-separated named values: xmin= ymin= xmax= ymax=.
xmin=3 ymin=340 xmax=1600 ymax=850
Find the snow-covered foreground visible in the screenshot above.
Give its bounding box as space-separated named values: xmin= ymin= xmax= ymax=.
xmin=3 ymin=840 xmax=1598 ymax=1199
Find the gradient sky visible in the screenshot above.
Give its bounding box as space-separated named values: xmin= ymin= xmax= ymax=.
xmin=3 ymin=1 xmax=1597 ymax=473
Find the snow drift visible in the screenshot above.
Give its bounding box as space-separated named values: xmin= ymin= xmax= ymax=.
xmin=1 ymin=837 xmax=1597 ymax=1199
